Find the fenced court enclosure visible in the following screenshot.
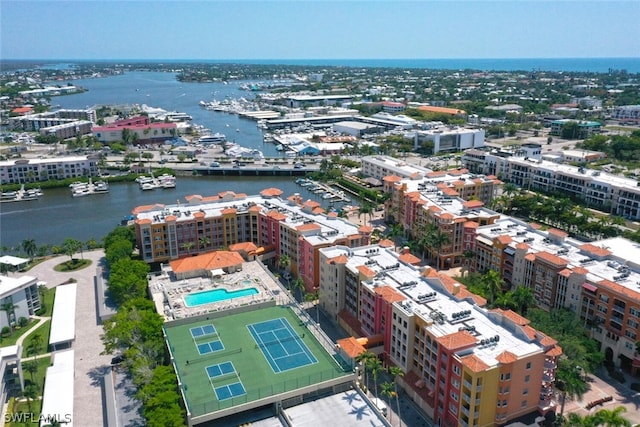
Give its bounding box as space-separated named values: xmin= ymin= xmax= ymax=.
xmin=164 ymin=304 xmax=354 ymax=425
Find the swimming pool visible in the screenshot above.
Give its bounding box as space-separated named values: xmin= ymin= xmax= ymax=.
xmin=184 ymin=287 xmax=259 ymax=307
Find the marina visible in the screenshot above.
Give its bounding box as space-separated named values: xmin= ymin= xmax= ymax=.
xmin=0 ymin=185 xmax=43 ymax=203
xmin=295 ymin=178 xmax=351 ymax=203
xmin=136 ymin=174 xmax=177 ymax=190
xmin=69 ymin=179 xmax=110 ymax=197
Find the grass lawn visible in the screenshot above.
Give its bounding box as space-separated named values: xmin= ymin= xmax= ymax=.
xmin=53 ymin=258 xmax=91 ymax=272
xmin=6 ymin=356 xmax=52 ymax=427
xmin=7 ymin=398 xmax=43 ymax=427
xmin=37 ymin=287 xmax=56 ymax=318
xmin=0 ymin=320 xmax=41 ymax=347
xmin=21 ymin=320 xmax=51 ymax=357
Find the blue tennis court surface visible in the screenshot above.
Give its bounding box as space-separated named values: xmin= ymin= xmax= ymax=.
xmin=198 ymin=340 xmax=224 ymax=355
xmin=190 ymin=324 xmax=217 ymax=338
xmin=214 ymin=381 xmax=246 ymax=401
xmin=206 ymin=361 xmax=235 ymax=378
xmin=247 ymin=318 xmax=318 ymax=373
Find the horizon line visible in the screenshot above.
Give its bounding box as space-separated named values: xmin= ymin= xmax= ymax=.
xmin=2 ymin=56 xmax=639 ymax=62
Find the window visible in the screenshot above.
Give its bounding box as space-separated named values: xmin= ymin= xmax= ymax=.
xmin=525 ymin=362 xmax=531 ymax=370
xmin=525 ymin=375 xmax=530 ymax=383
xmin=500 ymin=372 xmax=511 ymax=381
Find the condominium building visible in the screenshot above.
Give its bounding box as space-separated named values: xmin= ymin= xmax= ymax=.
xmin=549 ymin=119 xmax=601 ymax=138
xmin=8 ymin=109 xmax=96 ymax=139
xmin=0 ymin=274 xmax=41 ymax=329
xmin=361 ymin=155 xmax=432 ymax=181
xmin=611 ymin=105 xmax=640 ymax=124
xmin=132 ymin=188 xmax=370 ymax=291
xmin=319 ymin=244 xmax=561 ymax=426
xmin=412 ymin=127 xmax=485 ymax=154
xmin=0 ymin=155 xmax=100 ymax=185
xmin=92 ymin=115 xmax=177 ymax=144
xmin=469 ymin=217 xmax=640 ymax=371
xmin=382 ymin=171 xmax=501 ymax=269
xmin=462 ymin=152 xmax=640 ymax=220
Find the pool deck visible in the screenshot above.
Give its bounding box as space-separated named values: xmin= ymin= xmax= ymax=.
xmin=148 ymin=261 xmax=288 ymax=320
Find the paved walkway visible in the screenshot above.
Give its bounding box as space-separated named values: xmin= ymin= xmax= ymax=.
xmin=27 ymin=250 xmax=111 ymax=427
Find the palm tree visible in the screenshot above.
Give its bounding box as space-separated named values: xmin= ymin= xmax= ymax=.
xmin=0 ymin=300 xmax=18 ymax=333
xmin=512 ymin=285 xmax=536 ymax=315
xmin=556 ymin=360 xmax=590 ymax=421
xmin=355 ymin=351 xmax=376 ymax=392
xmin=23 ymin=384 xmax=38 ymax=412
xmin=367 ymin=356 xmax=385 ymax=401
xmin=291 ymin=277 xmax=305 ymax=301
xmin=380 ymin=381 xmax=395 ymax=421
xmin=278 ymin=254 xmax=291 ymax=273
xmin=593 ymin=406 xmax=632 ymax=427
xmin=483 ymin=270 xmax=504 ymax=305
xmin=461 ymin=249 xmax=475 ymax=277
xmin=358 ymin=203 xmax=374 ymax=227
xmin=198 ymin=236 xmax=211 ymax=250
xmin=21 ymin=238 xmax=37 ymax=262
xmin=388 ymin=366 xmax=404 ymax=426
xmin=181 ymin=241 xmax=194 ymax=255
xmin=22 ymin=360 xmax=38 ymax=384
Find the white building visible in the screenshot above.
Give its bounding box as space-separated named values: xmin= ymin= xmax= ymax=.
xmin=413 ymin=127 xmax=485 ymax=153
xmin=0 ymin=275 xmax=41 ymax=329
xmin=0 ymin=155 xmax=100 ymax=185
xmin=361 ymin=155 xmax=431 ymax=181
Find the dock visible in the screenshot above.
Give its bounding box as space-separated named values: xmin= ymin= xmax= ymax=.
xmin=0 ymin=185 xmax=43 ymax=203
xmin=70 ymin=179 xmax=109 ymax=197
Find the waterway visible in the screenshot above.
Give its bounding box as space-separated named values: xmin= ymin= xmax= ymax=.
xmin=0 ymin=175 xmax=350 ymax=251
xmin=0 ymin=71 xmax=336 ymax=250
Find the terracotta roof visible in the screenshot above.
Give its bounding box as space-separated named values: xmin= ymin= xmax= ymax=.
xmin=516 ymin=242 xmax=530 ymax=250
xmin=169 ymin=250 xmax=244 ymax=273
xmin=220 ymin=207 xmax=237 ymax=215
xmin=266 ymin=210 xmax=287 ymax=221
xmin=545 ymin=346 xmax=563 ymax=357
xmin=358 ymin=225 xmax=373 ymax=233
xmin=426 ymin=171 xmax=447 ymax=178
xmin=193 ymin=211 xmax=205 ymax=219
xmin=559 ymin=269 xmax=572 ymax=278
xmin=399 ymin=252 xmax=421 ymax=265
xmin=497 ymin=235 xmax=512 ymax=245
xmin=579 ymin=243 xmax=612 ymax=258
xmin=529 ymin=223 xmax=542 ymax=230
xmin=383 ymin=175 xmax=403 ymax=182
xmin=336 ymin=337 xmax=366 ymax=358
xmin=378 ymin=239 xmax=395 ymax=248
xmin=296 ymin=223 xmax=321 ymax=232
xmin=439 ymin=212 xmax=454 ymax=220
xmin=436 ymin=330 xmax=477 ymax=350
xmin=524 ymin=253 xmax=536 ymax=262
xmin=521 ymin=325 xmax=537 ymax=340
xmin=495 ymin=308 xmax=530 ymax=326
xmin=539 ymin=335 xmax=557 ymax=347
xmin=417 ymin=105 xmax=466 ymax=115
xmin=12 ymin=107 xmax=33 ymax=113
xmin=375 ymin=286 xmax=406 ymax=304
xmin=464 ymin=221 xmax=480 ymax=228
xmin=535 ymin=251 xmax=568 ymax=268
xmin=327 ymin=254 xmax=349 ymax=265
xmin=228 ymin=242 xmax=258 ymax=253
xmin=460 ymin=354 xmax=489 ymax=373
xmin=135 ymin=218 xmax=152 ymax=225
xmin=260 ymin=187 xmax=283 ymax=197
xmin=597 ymin=278 xmax=640 ymax=300
xmin=572 ymin=267 xmax=589 ymax=275
xmin=132 ymin=203 xmax=166 ymax=214
xmin=496 ymin=351 xmax=518 ymax=364
xmin=463 ymin=200 xmax=484 ymax=209
xmin=357 ymin=264 xmax=376 ymax=278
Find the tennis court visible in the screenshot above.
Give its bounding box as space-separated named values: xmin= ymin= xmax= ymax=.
xmin=206 ymin=361 xmax=247 ymax=401
xmin=247 ymin=317 xmax=318 ymax=373
xmin=164 ymin=305 xmax=351 ymax=419
xmin=190 ymin=324 xmax=217 ymax=338
xmin=198 ymin=340 xmax=224 ymax=355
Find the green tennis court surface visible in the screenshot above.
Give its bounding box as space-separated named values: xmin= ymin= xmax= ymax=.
xmin=164 ymin=305 xmax=350 ymax=418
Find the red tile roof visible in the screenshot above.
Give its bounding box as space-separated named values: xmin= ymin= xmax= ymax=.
xmin=460 ymin=354 xmax=489 ymax=372
xmin=169 ymin=250 xmax=244 ymax=273
xmin=437 ymin=330 xmax=477 ymax=350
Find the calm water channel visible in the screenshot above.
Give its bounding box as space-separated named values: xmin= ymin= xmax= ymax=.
xmin=0 ymin=72 xmax=326 ymax=250
xmin=0 ymin=176 xmax=345 ymax=250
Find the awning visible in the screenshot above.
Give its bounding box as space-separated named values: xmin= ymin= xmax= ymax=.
xmin=504 ymin=247 xmax=516 ymax=255
xmin=582 ymin=283 xmax=598 ymax=293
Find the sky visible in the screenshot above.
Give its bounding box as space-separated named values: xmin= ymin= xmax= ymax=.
xmin=1 ymin=0 xmax=639 ymax=60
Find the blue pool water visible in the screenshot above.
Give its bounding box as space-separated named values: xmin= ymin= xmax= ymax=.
xmin=184 ymin=287 xmax=259 ymax=307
